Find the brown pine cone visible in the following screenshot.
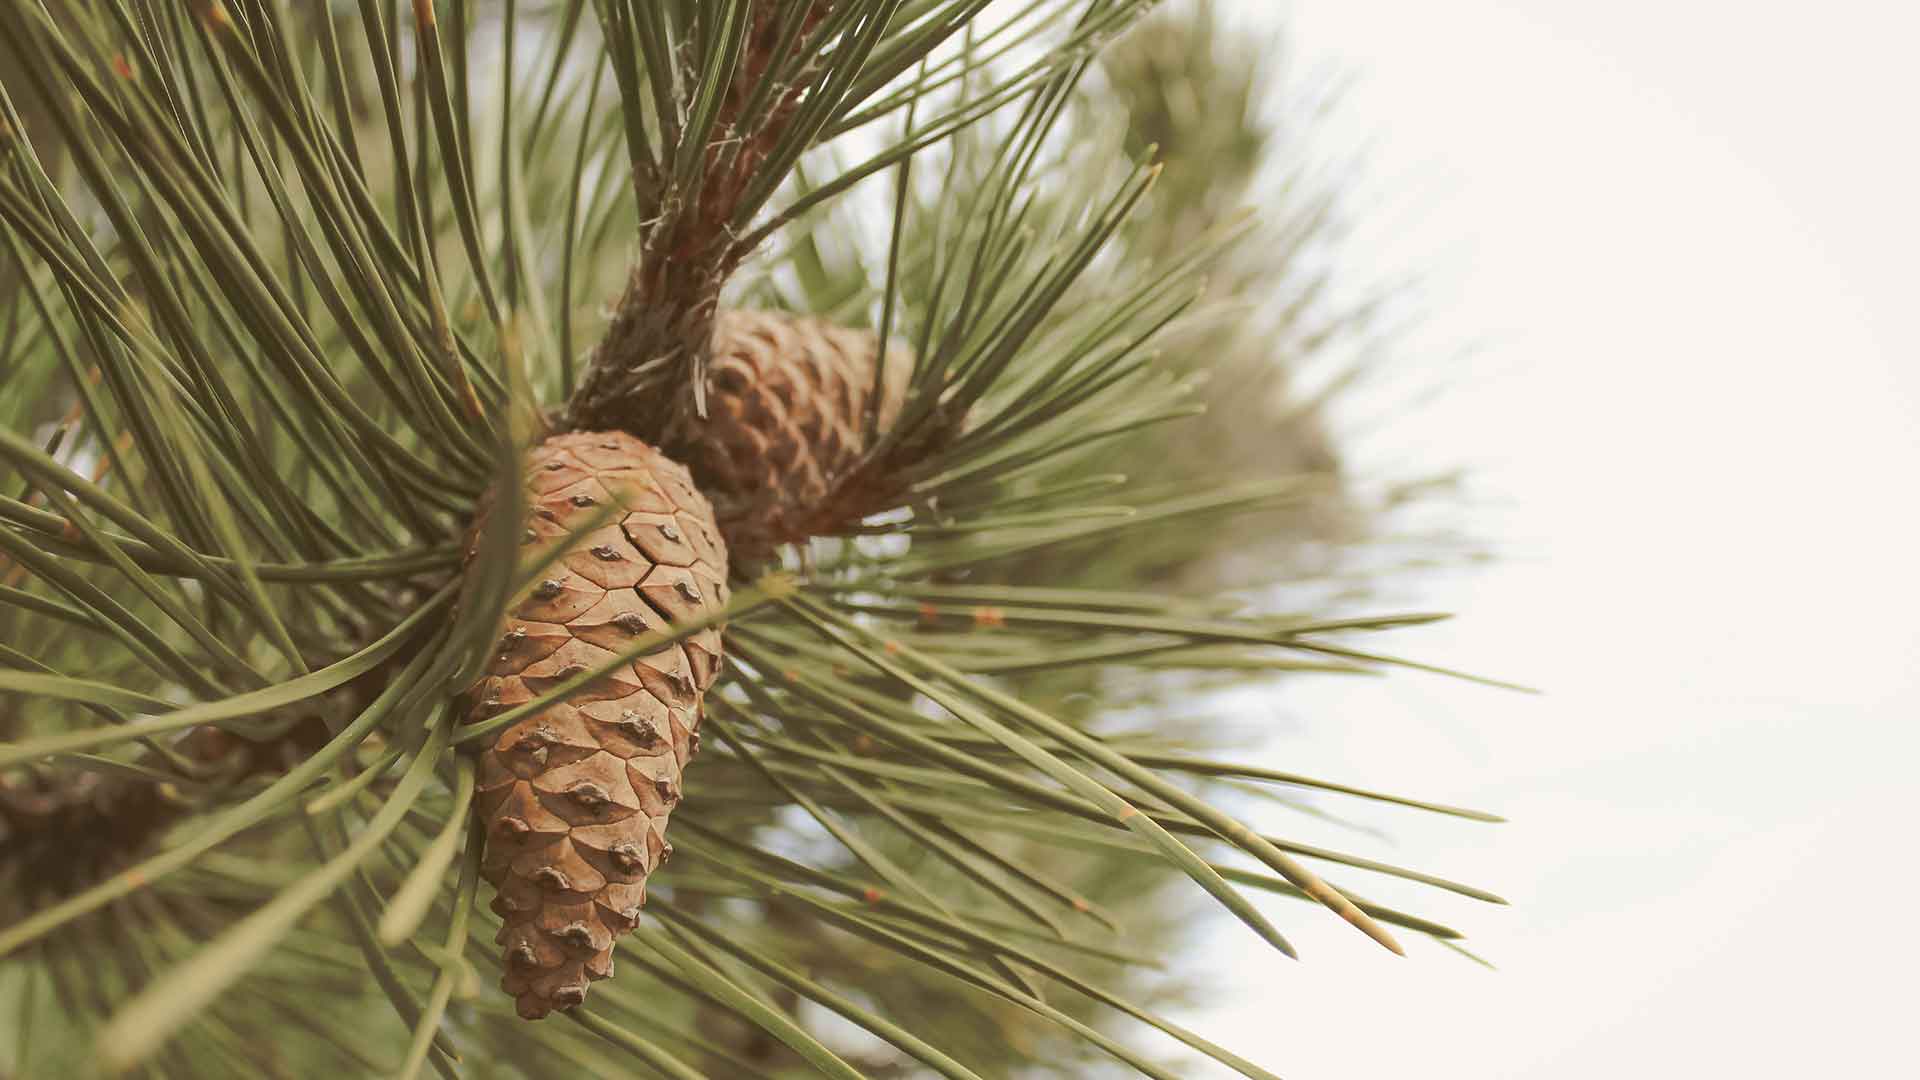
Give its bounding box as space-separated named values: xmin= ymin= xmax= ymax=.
xmin=465 ymin=431 xmax=729 ymax=1019
xmin=0 ymin=769 xmax=175 ymax=916
xmin=0 ymin=709 xmax=348 ymax=920
xmin=667 ymin=308 xmax=934 ymax=564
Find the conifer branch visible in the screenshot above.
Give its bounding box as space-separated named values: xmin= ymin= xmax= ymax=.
xmin=567 ymin=1 xmax=839 ymax=436
xmin=0 ymin=2 xmax=1504 ymax=1075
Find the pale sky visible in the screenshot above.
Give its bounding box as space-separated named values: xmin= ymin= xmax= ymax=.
xmin=1175 ymin=2 xmax=1920 ymax=1076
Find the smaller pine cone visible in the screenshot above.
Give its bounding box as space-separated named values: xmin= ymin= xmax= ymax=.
xmin=669 ymin=309 xmax=922 ymax=563
xmin=466 ymin=431 xmax=728 ymax=1019
xmin=0 ymin=769 xmax=173 ymax=915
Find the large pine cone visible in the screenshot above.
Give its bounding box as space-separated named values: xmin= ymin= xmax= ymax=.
xmin=667 ymin=309 xmax=922 ymax=563
xmin=466 ymin=431 xmax=728 ymax=1020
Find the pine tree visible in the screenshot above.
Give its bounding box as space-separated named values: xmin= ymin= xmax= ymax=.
xmin=0 ymin=2 xmax=1503 ymax=1077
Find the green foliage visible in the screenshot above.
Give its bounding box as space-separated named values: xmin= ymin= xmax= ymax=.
xmin=0 ymin=2 xmax=1500 ymax=1077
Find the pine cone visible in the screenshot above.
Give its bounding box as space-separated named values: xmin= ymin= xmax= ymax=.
xmin=0 ymin=713 xmax=341 ymax=918
xmin=466 ymin=431 xmax=729 ymax=1020
xmin=669 ymin=309 xmax=950 ymax=563
xmin=0 ymin=769 xmax=175 ymax=916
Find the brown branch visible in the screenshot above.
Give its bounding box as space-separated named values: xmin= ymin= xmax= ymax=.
xmin=565 ymin=3 xmax=834 ymax=439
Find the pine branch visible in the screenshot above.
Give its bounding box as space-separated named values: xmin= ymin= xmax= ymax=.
xmin=0 ymin=2 xmax=1504 ymax=1076
xmin=568 ymin=1 xmax=838 ymax=433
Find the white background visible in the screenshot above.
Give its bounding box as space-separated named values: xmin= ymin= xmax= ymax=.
xmin=1179 ymin=2 xmax=1920 ymax=1076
